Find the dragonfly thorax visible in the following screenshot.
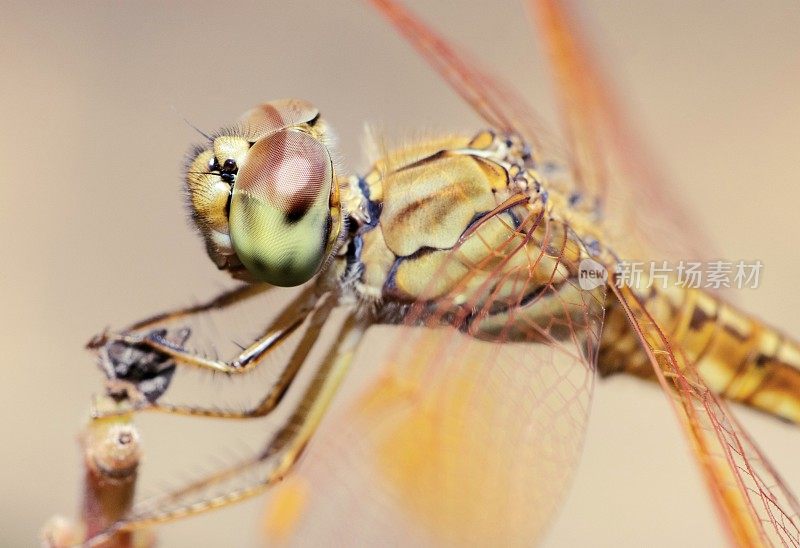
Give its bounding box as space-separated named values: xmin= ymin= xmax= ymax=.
xmin=337 ymin=132 xmax=550 ymax=303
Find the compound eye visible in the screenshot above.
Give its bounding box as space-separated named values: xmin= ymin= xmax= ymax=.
xmin=229 ymin=129 xmax=335 ymax=286
xmin=238 ymin=99 xmax=319 ymax=141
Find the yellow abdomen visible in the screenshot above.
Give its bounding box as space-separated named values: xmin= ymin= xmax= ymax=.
xmin=600 ymin=283 xmax=800 ymax=424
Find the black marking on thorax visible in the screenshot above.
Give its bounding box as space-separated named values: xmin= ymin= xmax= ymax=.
xmin=382 ymin=246 xmax=440 ymax=296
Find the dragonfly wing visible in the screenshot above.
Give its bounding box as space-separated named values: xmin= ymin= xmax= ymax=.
xmin=368 ymin=0 xmax=714 ymax=263
xmin=263 ymin=206 xmax=606 ymax=545
xmin=529 ymin=0 xmax=715 ymax=262
xmin=611 ymin=282 xmax=800 ymax=546
xmin=262 ymin=329 xmax=595 ymax=545
xmin=366 ymin=0 xmax=567 ymax=166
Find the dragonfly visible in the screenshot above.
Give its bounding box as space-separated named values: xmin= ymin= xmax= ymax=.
xmin=69 ymin=0 xmax=800 ymax=546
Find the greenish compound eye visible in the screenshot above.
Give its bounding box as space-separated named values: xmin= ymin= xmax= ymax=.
xmin=229 ymin=129 xmax=335 ymax=286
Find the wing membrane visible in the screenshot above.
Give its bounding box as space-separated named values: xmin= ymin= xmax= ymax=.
xmin=529 ymin=0 xmax=714 ymax=261
xmin=367 ymin=0 xmax=566 ymax=165
xmin=262 ymin=202 xmax=606 ymax=545
xmin=611 ymin=282 xmax=800 ymax=546
xmin=368 ymin=0 xmax=714 ymax=262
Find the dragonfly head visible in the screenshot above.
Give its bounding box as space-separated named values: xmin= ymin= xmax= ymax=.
xmin=185 ymin=99 xmax=343 ymax=286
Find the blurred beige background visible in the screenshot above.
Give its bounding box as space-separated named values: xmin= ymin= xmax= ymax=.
xmin=1 ymin=1 xmax=799 ymax=546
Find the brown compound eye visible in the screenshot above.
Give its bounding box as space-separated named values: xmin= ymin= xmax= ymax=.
xmin=228 ymin=129 xmax=340 ymax=286
xmin=237 ymin=99 xmax=320 ymax=142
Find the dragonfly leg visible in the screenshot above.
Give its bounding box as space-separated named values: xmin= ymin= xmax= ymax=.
xmin=93 ymin=285 xmax=331 ymax=419
xmin=102 ymin=284 xmax=321 ymax=375
xmin=88 ymin=314 xmax=367 ymax=543
xmin=85 ymin=284 xmax=273 ymax=349
xmin=128 ymin=283 xmax=272 ymax=331
xmin=144 ymin=295 xmax=337 ymax=419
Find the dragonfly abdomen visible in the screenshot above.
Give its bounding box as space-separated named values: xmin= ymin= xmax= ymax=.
xmin=600 ymin=284 xmax=800 ymax=424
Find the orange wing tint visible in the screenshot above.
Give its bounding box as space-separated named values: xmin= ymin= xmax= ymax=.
xmin=612 ymin=282 xmax=800 ymax=546
xmin=530 ymin=0 xmax=715 ymax=262
xmin=264 ymin=191 xmax=606 ymax=545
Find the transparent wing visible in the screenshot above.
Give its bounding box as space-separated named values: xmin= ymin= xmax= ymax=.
xmin=529 ymin=0 xmax=715 ymax=262
xmin=369 ymin=0 xmax=714 ymax=263
xmin=611 ymin=282 xmax=800 ymax=546
xmin=262 ymin=201 xmax=606 ymax=545
xmin=367 ymin=0 xmax=567 ymax=168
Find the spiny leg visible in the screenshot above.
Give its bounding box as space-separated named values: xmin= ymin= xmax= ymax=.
xmin=129 ymin=283 xmax=271 ymax=332
xmin=107 ymin=284 xmax=322 ymax=375
xmin=87 ymin=284 xmax=271 ymax=354
xmin=94 ymin=285 xmax=327 ymax=419
xmin=88 ymin=313 xmax=367 ymax=544
xmin=146 ymin=294 xmax=337 ymax=419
